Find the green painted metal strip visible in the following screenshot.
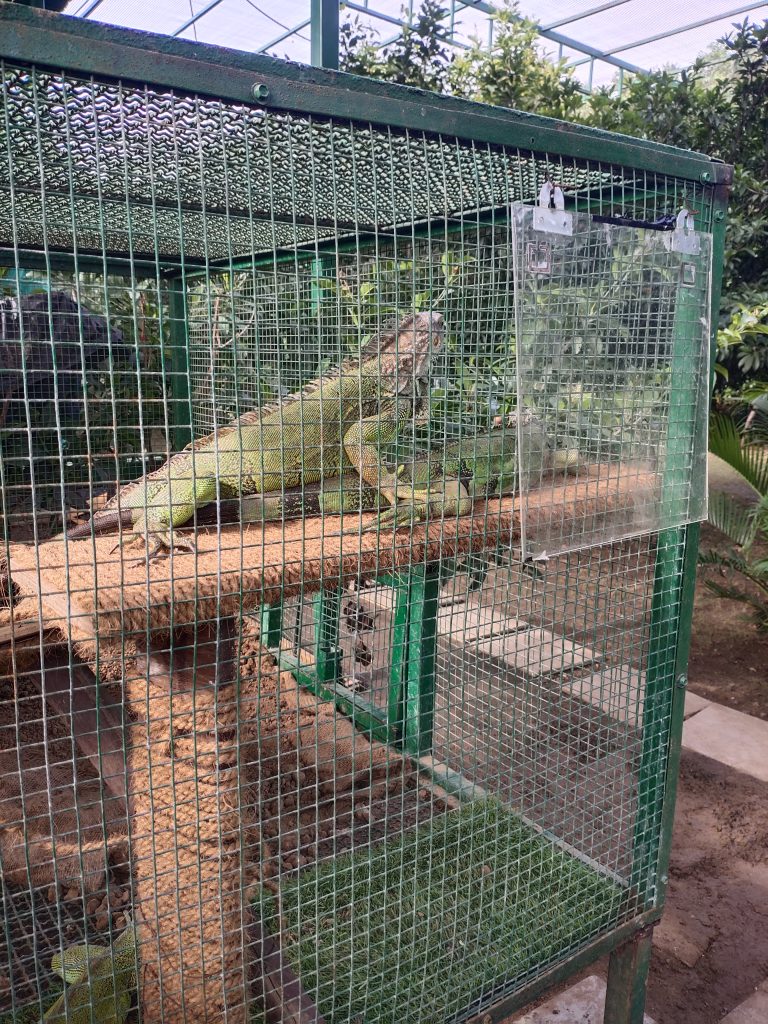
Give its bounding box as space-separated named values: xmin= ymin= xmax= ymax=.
xmin=402 ymin=566 xmax=439 ymax=757
xmin=0 ymin=6 xmax=731 ymax=184
xmin=386 ymin=575 xmax=410 ymax=742
xmin=0 ymin=248 xmax=178 ymax=276
xmin=654 ymin=185 xmax=730 ymax=905
xmin=653 ymin=523 xmax=700 ymax=909
xmin=312 ymin=589 xmax=343 ymax=685
xmin=259 ymin=603 xmax=283 ymax=648
xmin=417 ymin=755 xmax=490 ymax=803
xmin=275 ymin=650 xmax=393 ymax=746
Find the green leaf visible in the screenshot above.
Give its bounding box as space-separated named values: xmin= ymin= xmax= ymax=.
xmin=709 ymin=413 xmax=768 ymax=497
xmin=707 ymin=491 xmax=757 ymax=547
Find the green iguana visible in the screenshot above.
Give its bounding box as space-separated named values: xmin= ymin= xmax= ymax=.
xmin=67 ymin=312 xmax=444 ymax=558
xmin=234 ymin=418 xmax=578 ymax=525
xmin=69 ymin=420 xmax=578 ymax=537
xmin=43 ymin=919 xmax=137 ymax=1024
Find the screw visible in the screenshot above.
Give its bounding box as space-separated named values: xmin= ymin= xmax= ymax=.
xmin=714 ymin=210 xmax=725 ymax=221
xmin=660 ymin=874 xmax=669 ymax=884
xmin=700 ymin=170 xmax=712 ymax=183
xmin=676 ymin=674 xmax=687 ymax=688
xmin=251 ymin=82 xmax=270 ymax=100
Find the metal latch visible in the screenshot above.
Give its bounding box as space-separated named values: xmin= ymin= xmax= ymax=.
xmin=533 ymin=182 xmax=573 ymax=237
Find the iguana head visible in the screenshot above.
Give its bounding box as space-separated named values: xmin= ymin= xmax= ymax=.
xmin=368 ymin=311 xmax=445 ymax=396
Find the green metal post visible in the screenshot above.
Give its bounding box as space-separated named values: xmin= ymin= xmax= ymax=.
xmin=384 ymin=565 xmax=440 ymax=756
xmin=653 ymin=183 xmax=731 ymax=906
xmin=167 ymin=276 xmax=193 ymax=451
xmin=631 ymin=216 xmax=713 ymax=904
xmin=260 ymin=603 xmax=283 ymax=648
xmin=310 ymin=0 xmax=339 ymax=70
xmin=313 ymin=589 xmax=343 ymax=684
xmin=604 ymin=927 xmax=654 ymax=1024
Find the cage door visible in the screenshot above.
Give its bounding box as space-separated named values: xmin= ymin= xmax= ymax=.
xmin=511 ymin=202 xmax=712 ymax=561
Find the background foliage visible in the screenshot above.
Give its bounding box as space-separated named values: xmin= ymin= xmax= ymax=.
xmin=340 ymin=1 xmax=768 ymax=397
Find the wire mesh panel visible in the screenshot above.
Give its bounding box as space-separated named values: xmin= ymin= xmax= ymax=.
xmin=0 ymin=7 xmax=726 ymax=1024
xmin=512 ymin=203 xmax=711 ymax=560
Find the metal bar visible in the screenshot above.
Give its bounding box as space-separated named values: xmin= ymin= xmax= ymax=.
xmin=311 ymin=0 xmax=339 ymax=70
xmin=312 ymin=589 xmax=343 ymax=685
xmin=654 ymin=183 xmax=730 ymax=906
xmin=631 ymin=194 xmax=717 ymax=904
xmin=3 ymin=182 xmax=361 ymax=233
xmin=258 ymin=17 xmax=311 ymax=55
xmin=0 ymin=247 xmax=168 ymax=276
xmin=275 ymin=650 xmax=394 ymax=745
xmin=0 ymin=6 xmax=730 ymax=183
xmin=172 ymin=0 xmax=227 ymax=39
xmin=603 ymin=927 xmax=654 ymax=1024
xmin=593 ymin=2 xmax=768 ymax=59
xmin=386 ymin=575 xmax=410 ymax=742
xmin=542 ymin=0 xmax=634 ymax=31
xmin=73 ymin=0 xmax=105 ymax=17
xmin=260 ymin=603 xmax=284 ymax=647
xmin=457 ymin=0 xmax=648 ymax=75
xmin=652 ymin=524 xmax=699 ymax=909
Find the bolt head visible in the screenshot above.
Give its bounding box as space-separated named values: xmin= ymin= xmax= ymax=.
xmin=700 ymin=170 xmax=712 ymax=183
xmin=251 ymin=83 xmax=270 ymax=100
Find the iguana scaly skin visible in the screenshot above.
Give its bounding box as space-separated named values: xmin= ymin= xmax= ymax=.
xmin=70 ymin=420 xmax=578 ymax=535
xmin=69 ymin=312 xmax=444 ymax=557
xmin=43 ymin=919 xmax=137 ymax=1024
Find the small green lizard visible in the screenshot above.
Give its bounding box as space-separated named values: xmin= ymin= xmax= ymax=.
xmin=68 ymin=312 xmax=444 ymax=558
xmin=43 ymin=919 xmax=137 ymax=1024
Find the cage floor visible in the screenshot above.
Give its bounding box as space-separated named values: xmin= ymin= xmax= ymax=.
xmin=261 ymin=799 xmax=625 ymax=1024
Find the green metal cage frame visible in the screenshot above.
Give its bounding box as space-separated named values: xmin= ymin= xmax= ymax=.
xmin=0 ymin=5 xmax=731 ymax=1023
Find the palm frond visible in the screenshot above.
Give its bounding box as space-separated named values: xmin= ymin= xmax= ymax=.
xmin=707 ymin=491 xmax=757 ymax=547
xmin=709 ymin=412 xmax=768 ymax=496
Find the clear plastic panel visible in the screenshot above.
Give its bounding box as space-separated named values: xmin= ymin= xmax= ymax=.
xmin=512 ymin=203 xmax=711 ymax=560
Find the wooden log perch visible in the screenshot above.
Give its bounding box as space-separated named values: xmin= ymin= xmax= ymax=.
xmin=2 ymin=466 xmax=656 ymax=653
xmin=127 ymin=618 xmax=325 ymax=1024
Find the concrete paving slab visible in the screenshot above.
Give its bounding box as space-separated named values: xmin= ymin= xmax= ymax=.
xmin=562 ymin=665 xmax=645 ymax=725
xmin=720 ymin=979 xmax=768 ymax=1023
xmin=476 ymin=627 xmax=597 ymax=677
xmin=682 ymin=703 xmax=768 ymax=783
xmin=437 ymin=602 xmax=526 ymax=644
xmin=510 ymin=974 xmax=656 ymax=1023
xmin=683 ymin=690 xmax=711 ymax=719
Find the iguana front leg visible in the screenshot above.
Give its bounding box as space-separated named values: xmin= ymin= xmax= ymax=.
xmin=112 ymin=474 xmax=219 ymax=561
xmin=343 ymin=415 xmax=471 ymax=529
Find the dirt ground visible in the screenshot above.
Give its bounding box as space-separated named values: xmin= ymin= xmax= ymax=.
xmin=644 ymin=751 xmax=768 ymax=1023
xmin=689 ymin=523 xmax=768 ymax=718
xmin=512 ymin=750 xmax=768 ymax=1024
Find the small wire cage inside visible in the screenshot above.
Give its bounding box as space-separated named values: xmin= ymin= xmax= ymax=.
xmin=0 ymin=10 xmax=723 ymax=1024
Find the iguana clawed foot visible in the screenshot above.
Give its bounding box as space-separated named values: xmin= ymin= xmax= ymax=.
xmin=109 ymin=522 xmax=197 ymax=563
